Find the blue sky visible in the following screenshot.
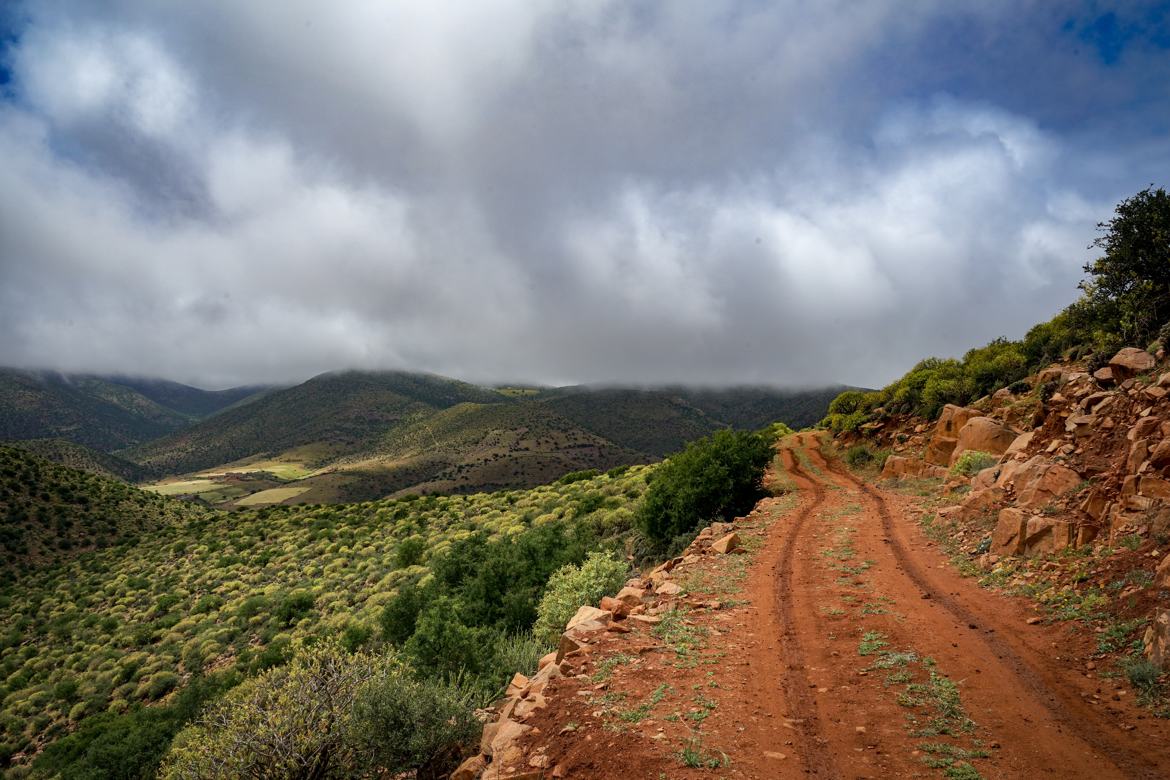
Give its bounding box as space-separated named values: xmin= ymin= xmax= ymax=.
xmin=0 ymin=1 xmax=1167 ymax=388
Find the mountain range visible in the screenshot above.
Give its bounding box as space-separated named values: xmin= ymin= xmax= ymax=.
xmin=0 ymin=366 xmax=846 ymax=504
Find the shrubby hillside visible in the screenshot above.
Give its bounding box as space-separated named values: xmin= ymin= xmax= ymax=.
xmin=0 ymin=446 xmax=208 ymax=575
xmin=7 ymin=439 xmax=154 ymax=483
xmin=0 ymin=458 xmax=652 ymax=775
xmin=0 ymin=370 xmax=264 ymax=452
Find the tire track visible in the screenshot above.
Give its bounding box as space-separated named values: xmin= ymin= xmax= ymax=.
xmin=772 ymin=443 xmax=840 ymax=779
xmin=815 ymin=446 xmax=1168 ymax=780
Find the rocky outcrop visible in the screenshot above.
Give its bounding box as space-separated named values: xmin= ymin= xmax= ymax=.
xmin=458 ymin=514 xmax=749 ymax=779
xmin=1145 ymin=609 xmax=1170 ymax=669
xmin=1110 ymin=347 xmax=1156 ymax=383
xmin=950 ymin=417 xmax=1018 ymax=465
xmin=924 ymin=405 xmax=980 ymax=466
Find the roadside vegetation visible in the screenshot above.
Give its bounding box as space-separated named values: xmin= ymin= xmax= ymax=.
xmin=2 ymin=424 xmax=782 ymax=777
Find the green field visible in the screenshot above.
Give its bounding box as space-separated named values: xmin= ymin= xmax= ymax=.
xmin=235 ymin=486 xmax=311 ymax=506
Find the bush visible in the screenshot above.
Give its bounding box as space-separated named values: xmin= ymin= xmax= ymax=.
xmin=636 ymin=429 xmax=772 ymax=549
xmin=844 ymin=445 xmax=875 ymax=468
xmin=274 ymin=590 xmax=315 ymax=626
xmin=162 ymin=643 xmax=391 ymax=779
xmin=950 ymin=451 xmax=999 ymax=478
xmin=348 ymin=669 xmax=479 ymax=779
xmin=533 ymin=552 xmax=629 ymax=644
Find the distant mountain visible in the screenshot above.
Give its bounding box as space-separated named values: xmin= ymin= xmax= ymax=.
xmin=123 ymin=370 xmax=848 ymax=504
xmin=7 ymin=438 xmax=154 ymax=482
xmin=124 ymin=370 xmax=510 ymax=476
xmin=0 ymin=445 xmax=209 ymax=575
xmin=0 ymin=368 xmax=268 ymax=452
xmin=102 ymin=376 xmax=270 ymax=419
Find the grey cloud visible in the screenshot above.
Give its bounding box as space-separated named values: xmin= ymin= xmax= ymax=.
xmin=0 ymin=1 xmax=1166 ymax=390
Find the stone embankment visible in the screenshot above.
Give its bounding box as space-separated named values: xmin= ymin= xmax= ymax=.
xmin=861 ymin=346 xmax=1170 ymax=670
xmin=452 ymin=526 xmax=745 ymax=780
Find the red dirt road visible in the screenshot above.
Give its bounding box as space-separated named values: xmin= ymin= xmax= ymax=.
xmin=517 ymin=433 xmax=1170 ymax=779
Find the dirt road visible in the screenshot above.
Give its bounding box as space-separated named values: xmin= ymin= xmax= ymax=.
xmin=728 ymin=432 xmax=1170 ymax=779
xmin=518 ymin=433 xmax=1170 ymax=778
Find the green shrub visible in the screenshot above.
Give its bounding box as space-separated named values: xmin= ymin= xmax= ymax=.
xmin=636 ymin=429 xmax=772 ymax=549
xmin=533 ymin=552 xmax=629 ymax=644
xmin=950 ymin=451 xmax=999 ymax=478
xmin=145 ymin=672 xmax=179 ymax=700
xmin=162 ymin=644 xmax=387 ymax=779
xmin=844 ymin=445 xmax=875 ymax=468
xmin=274 ymin=591 xmax=315 ymax=626
xmin=348 ymin=669 xmax=479 ymax=779
xmin=557 ymin=469 xmax=600 ymax=485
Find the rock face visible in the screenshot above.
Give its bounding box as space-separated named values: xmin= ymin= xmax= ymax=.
xmin=925 ymin=405 xmax=980 ymax=466
xmin=950 ymin=417 xmax=1018 ymax=465
xmin=880 ymin=455 xmax=947 ymax=481
xmin=1110 ymin=347 xmax=1156 ymax=382
xmin=1000 ymin=456 xmax=1081 ymax=510
xmin=991 ymin=507 xmax=1075 ymax=557
xmin=1145 ymin=609 xmax=1170 ymax=669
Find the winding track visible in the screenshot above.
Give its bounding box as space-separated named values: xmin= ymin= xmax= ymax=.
xmin=732 ymin=432 xmax=1170 ymax=779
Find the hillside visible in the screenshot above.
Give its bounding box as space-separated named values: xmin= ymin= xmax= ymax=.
xmin=125 ymin=370 xmax=509 ymax=476
xmin=127 ymin=372 xmax=843 ymax=506
xmin=0 ymin=461 xmax=654 ymax=775
xmin=0 ymin=369 xmax=264 ymax=451
xmin=7 ymin=438 xmax=154 ymax=482
xmin=101 ymin=376 xmax=269 ymax=419
xmin=0 ymin=446 xmax=209 ymax=575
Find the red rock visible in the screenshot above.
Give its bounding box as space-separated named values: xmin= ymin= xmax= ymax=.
xmin=452 ymin=754 xmax=488 ymax=780
xmin=1139 ymin=476 xmax=1170 ymax=500
xmin=991 ymin=508 xmax=1028 ymax=556
xmin=1110 ymin=347 xmax=1156 ymax=382
xmin=566 ymin=606 xmax=612 ymax=631
xmin=1156 ymin=553 xmax=1170 ymax=589
xmin=505 ymin=672 xmax=529 ymax=698
xmin=656 ymin=581 xmax=683 ymax=596
xmin=1093 ymin=367 xmax=1114 ymax=385
xmin=711 ymin=532 xmax=741 ymax=554
xmin=1131 ymin=417 xmax=1161 ymax=441
xmin=1144 ymin=609 xmax=1170 ymax=668
xmin=950 ymin=417 xmax=1018 ymax=465
xmin=537 ymin=651 xmax=557 ymax=671
xmin=1149 ymin=440 xmax=1170 ymax=471
xmin=615 ymin=586 xmax=646 ymax=607
xmin=1128 ymin=439 xmax=1151 ymax=475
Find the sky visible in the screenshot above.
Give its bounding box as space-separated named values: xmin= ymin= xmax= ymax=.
xmin=0 ymin=1 xmax=1168 ymax=390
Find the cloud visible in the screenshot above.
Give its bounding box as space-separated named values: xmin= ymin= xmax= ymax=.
xmin=0 ymin=1 xmax=1167 ymax=389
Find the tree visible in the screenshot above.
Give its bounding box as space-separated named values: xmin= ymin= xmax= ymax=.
xmin=636 ymin=429 xmax=773 ymax=549
xmin=1081 ymin=186 xmax=1170 ymax=345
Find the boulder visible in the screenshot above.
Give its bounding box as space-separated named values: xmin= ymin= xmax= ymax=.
xmin=452 ymin=754 xmax=488 ymax=780
xmin=1038 ymin=366 xmax=1064 ymax=384
xmin=615 ymin=586 xmax=647 ymax=607
xmin=971 ymin=466 xmax=1000 ymax=491
xmin=950 ymin=417 xmax=1018 ymax=465
xmin=925 ymin=405 xmax=980 ymax=466
xmin=1064 ymin=415 xmax=1096 ymax=437
xmin=1131 ymin=417 xmax=1161 ymax=441
xmin=566 ymin=606 xmax=612 ymax=631
xmin=1093 ymin=367 xmax=1114 ymax=385
xmin=1128 ymin=439 xmax=1151 ymax=475
xmin=490 ymin=719 xmax=530 ymax=765
xmin=1150 ymin=439 xmax=1170 ymax=471
xmin=961 ymin=486 xmax=1004 ymax=512
xmin=537 ymin=651 xmax=557 ymax=671
xmin=991 ymin=508 xmax=1028 ymax=556
xmin=711 ymin=532 xmax=741 ymax=554
xmin=1011 ymin=457 xmax=1082 ymax=510
xmin=1157 ymin=553 xmax=1170 ymax=589
xmin=656 ymin=581 xmax=683 ymax=596
xmin=1020 ymin=516 xmax=1075 ymax=556
xmin=1144 ymin=609 xmax=1170 ymax=669
xmin=1003 ymin=430 xmax=1035 ymax=459
xmin=505 ymin=672 xmax=529 ymax=698
xmin=1078 ymin=488 xmax=1111 ymax=523
xmin=1139 ymin=476 xmax=1170 ymax=500
xmin=599 ymin=596 xmax=629 ymax=617
xmin=1110 ymin=348 xmax=1156 ymax=382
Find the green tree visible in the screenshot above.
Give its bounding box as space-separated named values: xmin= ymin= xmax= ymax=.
xmin=1081 ymin=186 xmax=1170 ymax=344
xmin=636 ymin=429 xmax=773 ymax=549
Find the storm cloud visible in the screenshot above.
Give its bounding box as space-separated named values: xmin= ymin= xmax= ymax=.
xmin=1 ymin=1 xmax=1168 ymax=388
